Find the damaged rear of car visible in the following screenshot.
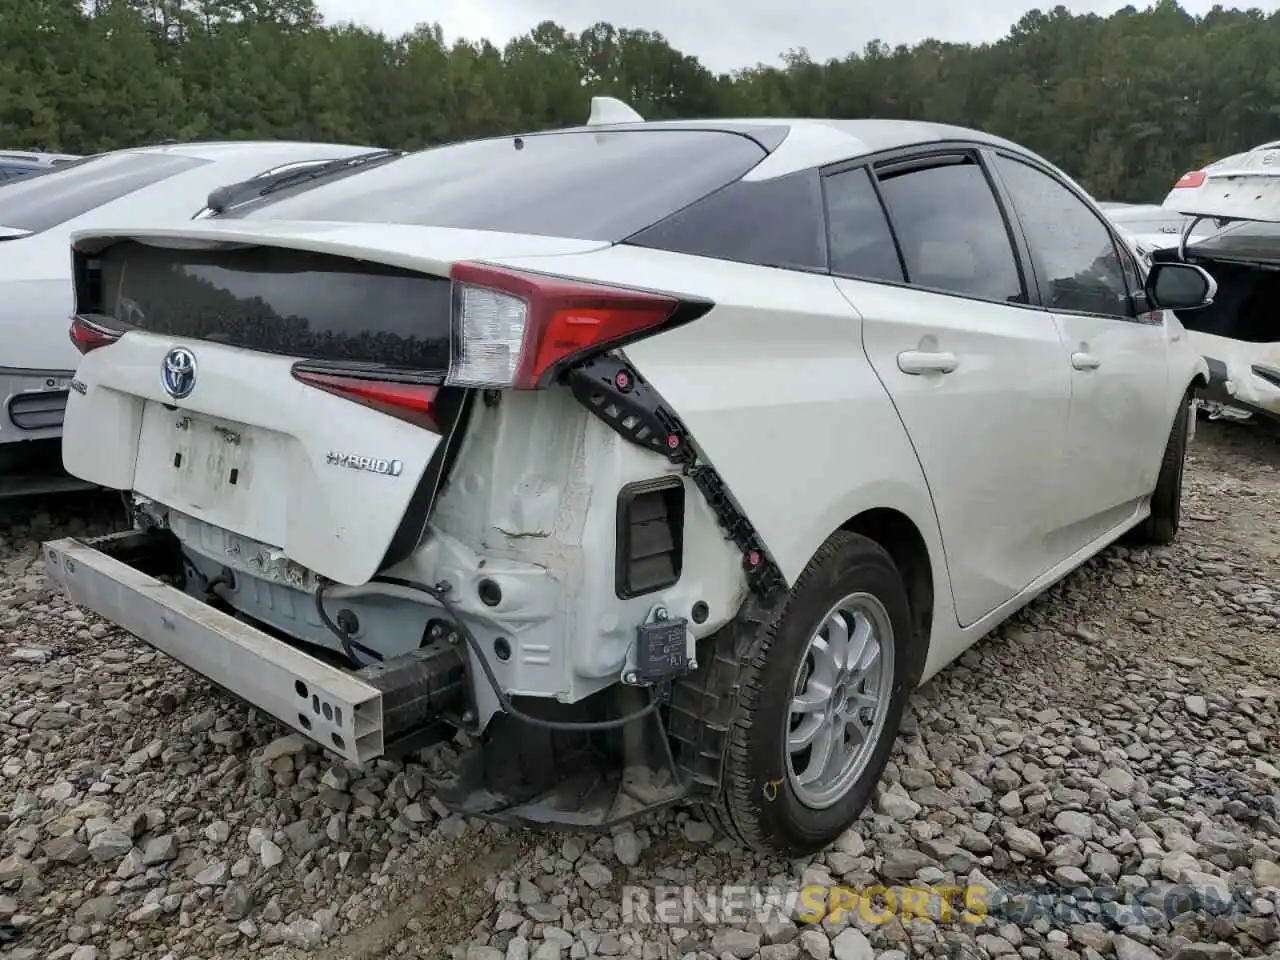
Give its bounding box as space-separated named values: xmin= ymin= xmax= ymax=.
xmin=41 ymin=121 xmax=781 ymax=840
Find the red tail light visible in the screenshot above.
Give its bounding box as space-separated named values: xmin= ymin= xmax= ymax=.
xmin=69 ymin=315 xmax=122 ymax=354
xmin=1173 ymin=170 xmax=1206 ymax=189
xmin=291 ymin=370 xmax=441 ymax=433
xmin=447 ymin=262 xmax=690 ymax=389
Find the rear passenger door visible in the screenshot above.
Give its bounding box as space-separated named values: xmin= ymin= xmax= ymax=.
xmin=988 ymin=152 xmax=1170 ymax=553
xmin=825 ymin=152 xmax=1074 ymax=629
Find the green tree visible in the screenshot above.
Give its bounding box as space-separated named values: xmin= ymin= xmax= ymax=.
xmin=1 ymin=0 xmax=1277 ymax=201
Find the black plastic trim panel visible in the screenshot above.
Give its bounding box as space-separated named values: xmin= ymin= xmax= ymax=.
xmin=378 ymin=387 xmax=474 ymax=570
xmin=1204 ymin=356 xmax=1229 ymax=386
xmin=567 ymin=353 xmax=787 ymax=602
xmin=615 ymin=476 xmax=685 ymax=600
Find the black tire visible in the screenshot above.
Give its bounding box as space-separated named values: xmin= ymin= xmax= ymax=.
xmin=708 ymin=531 xmax=921 ymax=857
xmin=1128 ymin=389 xmax=1192 ymax=546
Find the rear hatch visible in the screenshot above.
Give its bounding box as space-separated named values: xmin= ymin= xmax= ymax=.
xmin=66 ymin=222 xmax=609 ymax=586
xmin=63 ymin=126 xmax=774 ymax=585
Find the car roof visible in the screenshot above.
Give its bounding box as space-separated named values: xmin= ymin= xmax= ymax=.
xmin=671 ymin=117 xmax=1022 ymax=150
xmin=534 ymin=117 xmax=1049 ymax=181
xmin=573 ymin=116 xmax=1019 ymax=147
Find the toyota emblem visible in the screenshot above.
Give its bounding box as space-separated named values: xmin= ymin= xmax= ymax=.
xmin=161 ymin=346 xmax=197 ymax=400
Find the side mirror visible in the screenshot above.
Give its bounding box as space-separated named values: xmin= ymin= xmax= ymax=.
xmin=1144 ymin=261 xmax=1217 ymax=311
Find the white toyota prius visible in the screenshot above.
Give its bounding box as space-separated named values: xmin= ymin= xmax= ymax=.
xmin=44 ymin=103 xmax=1213 ymax=856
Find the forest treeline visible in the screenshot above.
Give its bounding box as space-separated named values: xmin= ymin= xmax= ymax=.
xmin=1 ymin=0 xmax=1277 ymax=201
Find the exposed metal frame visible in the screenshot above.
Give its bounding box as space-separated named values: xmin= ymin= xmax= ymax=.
xmin=43 ymin=532 xmax=387 ymax=764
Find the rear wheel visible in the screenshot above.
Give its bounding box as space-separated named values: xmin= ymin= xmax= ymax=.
xmin=708 ymin=531 xmax=919 ymax=857
xmin=1128 ymin=389 xmax=1192 ymax=546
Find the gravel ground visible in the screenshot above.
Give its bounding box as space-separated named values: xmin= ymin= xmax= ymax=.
xmin=1 ymin=417 xmax=1277 ymax=960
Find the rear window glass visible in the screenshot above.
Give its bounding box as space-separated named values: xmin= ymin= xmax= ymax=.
xmin=0 ymin=152 xmax=205 ymax=234
xmin=84 ymin=240 xmax=453 ymax=376
xmin=223 ymin=129 xmax=768 ymax=242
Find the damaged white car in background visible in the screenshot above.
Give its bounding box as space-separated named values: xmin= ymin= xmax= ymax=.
xmin=1108 ymin=141 xmax=1280 ymax=425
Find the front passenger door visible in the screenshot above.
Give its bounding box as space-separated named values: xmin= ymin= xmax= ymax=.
xmin=989 ymin=153 xmax=1170 ymax=554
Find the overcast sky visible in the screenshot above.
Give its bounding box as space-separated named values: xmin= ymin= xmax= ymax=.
xmin=313 ymin=0 xmax=1277 ymax=73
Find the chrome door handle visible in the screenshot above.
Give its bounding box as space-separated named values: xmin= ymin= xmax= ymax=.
xmin=897 ymin=350 xmax=958 ymax=375
xmin=1071 ymin=352 xmax=1101 ymax=371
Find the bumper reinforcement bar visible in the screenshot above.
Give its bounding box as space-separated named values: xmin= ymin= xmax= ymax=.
xmin=42 ymin=531 xmax=387 ymax=765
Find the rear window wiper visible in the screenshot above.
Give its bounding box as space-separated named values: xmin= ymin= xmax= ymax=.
xmin=204 ymin=149 xmax=406 ymax=215
xmin=0 ymin=226 xmax=32 ymax=241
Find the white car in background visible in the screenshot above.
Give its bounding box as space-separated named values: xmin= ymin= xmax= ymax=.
xmin=0 ymin=140 xmax=397 ymax=494
xmin=1099 ymin=201 xmax=1188 ymax=238
xmin=1145 ymin=141 xmax=1280 ymax=423
xmin=45 ymin=105 xmax=1213 ymax=856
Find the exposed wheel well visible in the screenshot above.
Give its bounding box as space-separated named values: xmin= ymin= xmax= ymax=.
xmin=840 ymin=508 xmax=934 ymax=667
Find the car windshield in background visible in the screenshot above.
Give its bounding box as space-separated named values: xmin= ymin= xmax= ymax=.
xmin=0 ymin=152 xmax=206 ymax=234
xmin=223 ymin=129 xmax=769 ymax=242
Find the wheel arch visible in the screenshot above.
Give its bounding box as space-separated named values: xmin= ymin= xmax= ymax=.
xmin=1184 ymin=348 xmax=1211 ymax=392
xmin=839 ymin=506 xmax=936 ymax=681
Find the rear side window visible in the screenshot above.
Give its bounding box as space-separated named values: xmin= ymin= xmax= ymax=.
xmin=875 ymin=157 xmax=1024 ymax=303
xmin=0 ymin=153 xmax=205 ymax=234
xmin=992 ymin=154 xmax=1132 ymax=318
xmin=626 ymin=171 xmax=826 ymax=271
xmin=224 ymin=129 xmax=767 ymax=242
xmin=823 ymin=167 xmax=904 ymax=282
